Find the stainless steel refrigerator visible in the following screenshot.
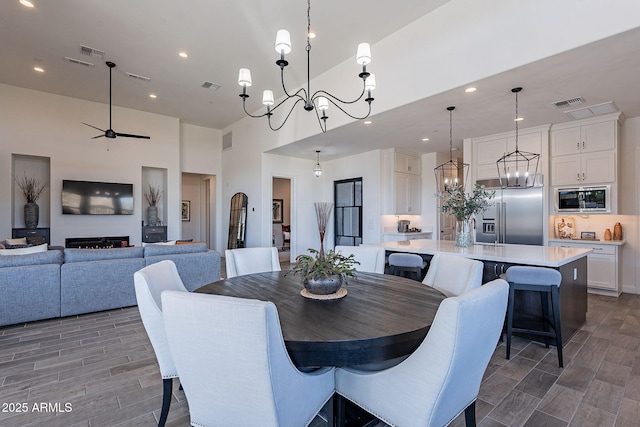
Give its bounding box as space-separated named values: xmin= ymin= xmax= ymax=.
xmin=476 ymin=179 xmax=544 ymax=246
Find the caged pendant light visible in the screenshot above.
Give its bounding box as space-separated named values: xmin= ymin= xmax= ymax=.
xmin=313 ymin=150 xmax=323 ymax=178
xmin=496 ymin=87 xmax=540 ymax=188
xmin=434 ymin=106 xmax=469 ymax=193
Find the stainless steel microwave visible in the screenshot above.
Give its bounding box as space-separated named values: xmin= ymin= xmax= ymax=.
xmin=555 ymin=185 xmax=610 ymax=213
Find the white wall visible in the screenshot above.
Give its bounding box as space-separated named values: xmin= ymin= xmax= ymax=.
xmin=0 ymin=84 xmax=221 ymax=248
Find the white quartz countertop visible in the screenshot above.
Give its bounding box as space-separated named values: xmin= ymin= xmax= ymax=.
xmin=548 ymin=239 xmax=625 ymax=246
xmin=364 ymin=239 xmax=592 ymax=267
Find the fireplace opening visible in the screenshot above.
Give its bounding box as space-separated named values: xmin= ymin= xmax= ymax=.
xmin=65 ymin=236 xmax=130 ymax=249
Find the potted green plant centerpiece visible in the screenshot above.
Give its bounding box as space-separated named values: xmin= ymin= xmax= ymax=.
xmin=289 ymin=248 xmax=358 ymax=295
xmin=288 ymin=202 xmax=358 ymax=296
xmin=16 ymin=174 xmax=47 ymax=229
xmin=439 ymin=184 xmax=495 ymax=247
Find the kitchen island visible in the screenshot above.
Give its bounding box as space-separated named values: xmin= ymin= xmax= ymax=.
xmin=364 ymin=239 xmax=592 ymax=344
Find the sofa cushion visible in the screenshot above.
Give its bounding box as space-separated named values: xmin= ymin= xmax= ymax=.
xmin=0 ymin=243 xmax=48 ymax=256
xmin=64 ymin=247 xmax=144 ymax=263
xmin=144 ymin=242 xmax=207 ymax=257
xmin=0 ymin=249 xmax=62 ymax=268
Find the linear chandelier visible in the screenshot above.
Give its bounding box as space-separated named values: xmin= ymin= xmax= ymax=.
xmin=496 ymin=87 xmax=540 ymax=188
xmin=434 ymin=106 xmax=469 ymax=193
xmin=237 ymin=0 xmax=376 ymax=133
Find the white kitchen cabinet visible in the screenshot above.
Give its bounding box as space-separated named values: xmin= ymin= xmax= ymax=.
xmin=395 ymin=172 xmax=421 ymax=214
xmin=473 ymin=130 xmax=543 ymax=180
xmin=551 ymin=120 xmax=616 ymax=156
xmin=548 ymin=240 xmax=621 ymax=296
xmin=395 ymin=152 xmax=421 ymax=175
xmin=550 ymin=114 xmax=619 ymax=186
xmin=551 ymin=150 xmax=615 ymax=186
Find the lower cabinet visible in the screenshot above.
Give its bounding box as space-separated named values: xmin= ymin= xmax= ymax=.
xmin=548 ymin=240 xmax=620 ymax=296
xmin=482 ymin=261 xmax=517 ymax=283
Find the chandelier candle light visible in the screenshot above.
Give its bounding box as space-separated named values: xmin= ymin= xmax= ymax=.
xmin=434 ymin=106 xmax=469 ymax=193
xmin=496 ymin=87 xmax=540 ymax=188
xmin=238 ymin=0 xmax=376 ymax=133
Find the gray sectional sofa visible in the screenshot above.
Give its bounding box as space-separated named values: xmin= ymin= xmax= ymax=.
xmin=0 ymin=243 xmax=220 ymax=327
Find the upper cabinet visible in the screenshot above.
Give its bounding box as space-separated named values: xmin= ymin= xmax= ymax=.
xmin=381 ymin=149 xmax=422 ymax=215
xmin=550 ymin=113 xmax=620 ymax=186
xmin=471 ymin=125 xmax=549 ymax=181
xmin=395 ymin=151 xmax=421 ymax=175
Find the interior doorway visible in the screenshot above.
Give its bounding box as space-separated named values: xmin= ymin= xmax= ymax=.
xmin=272 ymin=177 xmax=291 ymax=262
xmin=181 ymin=173 xmax=216 ymax=248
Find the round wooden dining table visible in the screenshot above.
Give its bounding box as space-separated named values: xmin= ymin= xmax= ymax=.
xmin=195 ymin=271 xmax=446 ymax=368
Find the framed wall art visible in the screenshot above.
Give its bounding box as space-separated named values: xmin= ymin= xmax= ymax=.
xmin=181 ymin=200 xmax=190 ymax=221
xmin=272 ymin=199 xmax=283 ymax=223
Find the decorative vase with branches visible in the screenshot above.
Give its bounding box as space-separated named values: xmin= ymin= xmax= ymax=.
xmin=438 ymin=184 xmax=494 ymax=247
xmin=16 ymin=174 xmax=47 ymax=229
xmin=314 ymin=202 xmax=333 ymax=257
xmin=144 ymin=184 xmax=162 ymax=226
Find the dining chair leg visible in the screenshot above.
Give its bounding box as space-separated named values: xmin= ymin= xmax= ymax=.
xmin=159 ymin=378 xmax=173 ymax=427
xmin=464 ymin=400 xmax=477 ymax=427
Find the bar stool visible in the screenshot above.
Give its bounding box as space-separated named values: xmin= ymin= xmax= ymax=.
xmin=505 ymin=266 xmax=563 ymax=368
xmin=388 ymin=253 xmax=427 ymax=281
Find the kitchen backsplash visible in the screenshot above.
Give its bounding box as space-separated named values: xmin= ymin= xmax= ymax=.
xmin=549 ymin=214 xmax=635 ymax=241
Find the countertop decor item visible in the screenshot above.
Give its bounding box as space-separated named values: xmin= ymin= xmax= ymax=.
xmin=439 ymin=183 xmax=494 ymax=247
xmin=613 ymin=222 xmax=623 ymax=240
xmin=555 ymin=216 xmax=576 ymax=239
xmin=15 ymin=174 xmax=47 ymax=229
xmin=604 ymin=228 xmax=612 ymax=241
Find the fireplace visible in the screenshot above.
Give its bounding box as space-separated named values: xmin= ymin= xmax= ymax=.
xmin=65 ymin=236 xmax=130 ymax=249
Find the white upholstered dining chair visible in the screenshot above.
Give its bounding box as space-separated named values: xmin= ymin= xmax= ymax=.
xmin=422 ymin=253 xmax=484 ymax=297
xmin=335 ymin=279 xmax=509 ymax=427
xmin=224 ymin=247 xmax=281 ymax=278
xmin=133 ymin=260 xmax=188 ymax=427
xmin=335 ymin=245 xmax=385 ymax=274
xmin=161 ymin=291 xmax=335 ymax=427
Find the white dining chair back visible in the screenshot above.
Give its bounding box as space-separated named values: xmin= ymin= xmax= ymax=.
xmin=133 ymin=260 xmax=188 ymax=427
xmin=423 ymin=253 xmax=483 ymax=297
xmin=335 ymin=245 xmax=385 ymax=274
xmin=161 ymin=291 xmax=335 ymax=427
xmin=225 ymin=247 xmax=281 ymax=278
xmin=335 ymin=279 xmax=509 ymax=427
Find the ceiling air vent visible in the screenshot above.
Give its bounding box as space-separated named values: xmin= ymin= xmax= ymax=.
xmin=126 ymin=72 xmax=151 ymax=82
xmin=553 ymin=97 xmax=585 ymax=108
xmin=80 ymin=45 xmax=105 ymax=59
xmin=64 ymin=56 xmax=94 ymax=67
xmin=202 ymin=81 xmax=221 ymax=90
xmin=565 ymin=101 xmax=618 ymax=120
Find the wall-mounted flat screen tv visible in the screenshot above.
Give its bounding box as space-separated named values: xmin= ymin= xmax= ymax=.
xmin=62 ymin=180 xmax=134 ymax=215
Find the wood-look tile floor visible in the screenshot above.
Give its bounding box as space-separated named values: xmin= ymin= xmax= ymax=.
xmin=1 ymin=292 xmax=640 ymax=426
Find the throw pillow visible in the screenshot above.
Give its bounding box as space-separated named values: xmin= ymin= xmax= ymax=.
xmin=0 ymin=243 xmax=48 ymax=256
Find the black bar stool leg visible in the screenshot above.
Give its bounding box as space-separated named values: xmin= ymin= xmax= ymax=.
xmin=464 ymin=401 xmax=477 ymax=427
xmin=506 ymin=284 xmax=515 ymax=360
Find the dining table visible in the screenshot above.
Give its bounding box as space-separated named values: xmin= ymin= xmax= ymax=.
xmin=195 ymin=270 xmax=446 ymax=368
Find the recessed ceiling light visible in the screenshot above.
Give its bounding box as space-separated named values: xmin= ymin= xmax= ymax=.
xmin=19 ymin=0 xmax=34 ymax=8
xmin=514 ymin=117 xmax=524 ymax=122
xmin=465 ymin=87 xmax=476 ymax=93
xmin=364 ymin=120 xmax=372 ymax=125
xmin=421 ymin=138 xmax=429 ymax=142
xmin=178 ymin=51 xmax=189 ymax=58
xmin=149 ymin=94 xmax=157 ymax=99
xmin=33 ymin=66 xmax=44 ymax=73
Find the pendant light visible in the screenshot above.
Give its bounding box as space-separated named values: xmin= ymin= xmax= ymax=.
xmin=434 ymin=106 xmax=469 ymax=193
xmin=496 ymin=87 xmax=540 ymax=188
xmin=313 ymin=150 xmax=322 ymax=178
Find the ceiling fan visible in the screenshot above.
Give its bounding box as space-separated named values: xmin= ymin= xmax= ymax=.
xmin=83 ymin=61 xmax=150 ymax=140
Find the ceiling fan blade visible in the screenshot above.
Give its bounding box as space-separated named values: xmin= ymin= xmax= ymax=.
xmin=82 ymin=122 xmax=105 ymax=132
xmin=115 ymin=132 xmax=151 ymax=139
xmin=91 ymin=134 xmax=105 ymax=139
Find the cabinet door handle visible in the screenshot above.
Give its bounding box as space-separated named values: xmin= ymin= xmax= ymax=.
xmin=582 ymin=172 xmax=585 ymax=181
xmin=577 ymin=142 xmax=580 ymax=150
xmin=577 ymin=173 xmax=580 ymax=182
xmin=500 ymin=264 xmax=505 ymax=274
xmin=592 ymin=247 xmax=603 ymax=251
xmin=494 ymin=264 xmax=498 ymax=276
xmin=582 ymin=141 xmax=585 ymax=150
